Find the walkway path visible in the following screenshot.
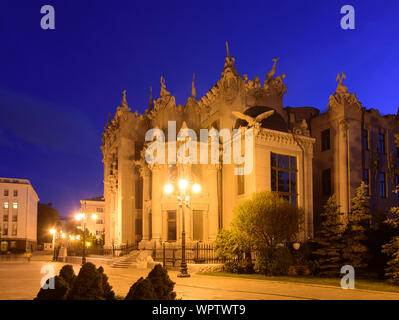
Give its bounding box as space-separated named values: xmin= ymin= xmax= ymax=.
xmin=1 ymin=260 xmax=399 ymax=300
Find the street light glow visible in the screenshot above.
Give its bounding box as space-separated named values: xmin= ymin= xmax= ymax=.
xmin=178 ymin=179 xmax=188 ymax=190
xmin=61 ymin=233 xmax=66 ymax=239
xmin=91 ymin=213 xmax=98 ymax=221
xmin=49 ymin=229 xmax=56 ymax=235
xmin=164 ymin=183 xmax=174 ymax=194
xmin=75 ymin=213 xmax=85 ymax=221
xmin=192 ymin=183 xmax=201 ymax=194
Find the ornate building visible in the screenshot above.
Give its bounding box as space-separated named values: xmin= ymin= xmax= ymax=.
xmin=101 ymin=44 xmax=399 ymax=249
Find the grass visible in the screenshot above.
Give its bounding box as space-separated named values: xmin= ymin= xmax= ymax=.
xmin=198 ymin=272 xmax=399 ymax=294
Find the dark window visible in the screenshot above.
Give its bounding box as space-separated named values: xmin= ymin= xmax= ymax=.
xmin=271 ymin=153 xmax=298 ymax=205
xmin=3 ymin=190 xmax=8 ymax=196
xmin=363 ymin=169 xmax=370 ymax=196
xmin=167 ymin=211 xmax=176 ymax=241
xmin=13 ymin=190 xmax=17 ymax=197
xmin=3 ymin=224 xmax=7 ymax=236
xmin=321 ymin=129 xmax=330 ymax=151
xmin=11 ymin=215 xmax=17 ymax=222
xmin=134 ymin=142 xmax=144 ymax=161
xmin=322 ymin=169 xmax=332 ymax=196
xmin=362 ymin=129 xmax=369 ymax=151
xmin=11 ymin=224 xmax=17 ymax=236
xmin=396 ymin=147 xmax=399 ymax=158
xmin=135 ymin=218 xmax=142 ymax=237
xmin=193 ymin=210 xmax=203 ymax=241
xmin=378 ymin=134 xmax=386 ymax=154
xmin=237 ymin=174 xmax=245 ymax=195
xmin=135 ymin=176 xmax=143 ymax=209
xmin=379 ymin=172 xmax=386 ymax=198
xmin=3 ymin=215 xmax=8 ymax=222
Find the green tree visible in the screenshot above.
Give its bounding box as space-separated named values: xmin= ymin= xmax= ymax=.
xmin=232 ymin=191 xmax=304 ymax=249
xmin=313 ymin=194 xmax=346 ymax=276
xmin=215 ymin=228 xmax=241 ymax=261
xmin=342 ymin=182 xmax=372 ymax=271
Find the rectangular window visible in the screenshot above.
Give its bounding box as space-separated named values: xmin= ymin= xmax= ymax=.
xmin=379 ymin=172 xmax=386 ymax=198
xmin=322 ymin=169 xmax=332 ymax=196
xmin=3 ymin=190 xmax=8 ymax=197
xmin=193 ymin=210 xmax=203 ymax=241
xmin=3 ymin=202 xmax=8 ymax=209
xmin=12 ymin=215 xmax=17 ymax=222
xmin=363 ymin=169 xmax=370 ymax=196
xmin=237 ymin=174 xmax=245 ymax=195
xmin=321 ymin=129 xmax=330 ymax=151
xmin=167 ymin=211 xmax=176 ymax=241
xmin=11 ymin=224 xmax=17 ymax=236
xmin=13 ymin=190 xmax=18 ymax=197
xmin=10 ymin=241 xmax=16 ymax=248
xmin=271 ymin=153 xmax=298 ymax=205
xmin=96 ymin=219 xmax=103 ymax=224
xmin=362 ymin=129 xmax=369 ymax=151
xmin=12 ymin=202 xmax=18 ymax=209
xmin=3 ymin=224 xmax=8 ymax=236
xmin=96 ymin=207 xmax=103 ymax=213
xmin=135 ymin=176 xmax=143 ymax=209
xmin=378 ymin=134 xmax=386 ymax=154
xmin=3 ymin=215 xmax=8 ymax=222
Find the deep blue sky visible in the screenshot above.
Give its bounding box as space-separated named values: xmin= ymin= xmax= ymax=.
xmin=0 ymin=0 xmax=398 ymax=217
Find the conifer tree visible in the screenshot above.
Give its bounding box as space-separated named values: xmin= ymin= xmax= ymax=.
xmin=314 ymin=194 xmax=346 ymax=276
xmin=343 ymin=182 xmax=372 ymax=271
xmin=382 ymin=207 xmax=399 ymax=283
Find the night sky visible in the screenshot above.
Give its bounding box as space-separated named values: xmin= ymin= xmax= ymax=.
xmin=0 ymin=0 xmax=398 ymax=217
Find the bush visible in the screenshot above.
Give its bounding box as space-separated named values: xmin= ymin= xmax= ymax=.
xmin=98 ymin=266 xmax=115 ymax=300
xmin=125 ymin=277 xmax=156 ymax=300
xmin=59 ymin=265 xmax=76 ymax=287
xmin=147 ymin=264 xmax=176 ymax=300
xmin=125 ymin=264 xmax=176 ymax=300
xmin=67 ymin=262 xmax=115 ymax=300
xmin=255 ymin=247 xmax=293 ymax=276
xmin=34 ymin=276 xmax=69 ymax=300
xmin=224 ymin=259 xmax=254 ymax=274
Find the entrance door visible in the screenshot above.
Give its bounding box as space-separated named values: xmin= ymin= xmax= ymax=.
xmin=167 ymin=210 xmax=176 ymax=241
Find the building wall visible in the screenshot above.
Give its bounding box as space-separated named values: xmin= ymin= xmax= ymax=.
xmin=80 ymin=199 xmax=105 ymax=239
xmin=0 ymin=178 xmax=39 ymax=252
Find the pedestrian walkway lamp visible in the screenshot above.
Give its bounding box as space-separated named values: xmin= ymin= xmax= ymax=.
xmin=50 ymin=229 xmax=56 ymax=261
xmin=75 ymin=212 xmax=98 ymax=265
xmin=164 ymin=179 xmax=201 ymax=278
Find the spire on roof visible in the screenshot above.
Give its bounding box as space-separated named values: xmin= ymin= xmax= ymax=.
xmin=191 ymin=72 xmax=196 ymax=99
xmin=148 ymin=86 xmax=154 ymax=110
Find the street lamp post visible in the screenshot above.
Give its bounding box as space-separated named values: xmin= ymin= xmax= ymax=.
xmin=164 ymin=179 xmax=201 ymax=278
xmin=75 ymin=212 xmax=98 ymax=265
xmin=50 ymin=229 xmax=56 ymax=261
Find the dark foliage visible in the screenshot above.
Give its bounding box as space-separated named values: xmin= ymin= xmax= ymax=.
xmin=125 ymin=264 xmax=176 ymax=300
xmin=125 ymin=277 xmax=156 ymax=300
xmin=34 ymin=276 xmax=69 ymax=300
xmin=255 ymin=246 xmax=293 ymax=276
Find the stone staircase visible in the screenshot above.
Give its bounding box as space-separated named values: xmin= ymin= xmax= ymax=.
xmin=110 ymin=251 xmax=140 ymax=268
xmin=110 ymin=250 xmax=153 ymax=269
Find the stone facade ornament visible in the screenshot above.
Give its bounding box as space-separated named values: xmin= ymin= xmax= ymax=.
xmin=328 ymin=72 xmax=362 ymax=111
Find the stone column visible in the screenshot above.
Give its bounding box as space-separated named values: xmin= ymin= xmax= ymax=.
xmin=151 ymin=165 xmax=162 ymax=245
xmin=207 ymin=164 xmax=219 ymax=241
xmin=338 ymin=119 xmax=349 ymax=218
xmin=141 ymin=167 xmax=151 ymax=241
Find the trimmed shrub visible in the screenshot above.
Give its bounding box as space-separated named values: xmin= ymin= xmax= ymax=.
xmin=59 ymin=265 xmax=76 ymax=287
xmin=34 ymin=276 xmax=69 ymax=300
xmin=147 ymin=264 xmax=176 ymax=300
xmin=98 ymin=266 xmax=115 ymax=300
xmin=125 ymin=277 xmax=156 ymax=300
xmin=255 ymin=247 xmax=293 ymax=276
xmin=125 ymin=264 xmax=176 ymax=300
xmin=67 ymin=263 xmax=103 ymax=300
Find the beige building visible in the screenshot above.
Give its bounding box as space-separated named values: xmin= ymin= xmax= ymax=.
xmin=101 ymin=47 xmax=399 ymax=249
xmin=79 ymin=197 xmax=105 ymax=242
xmin=0 ymin=177 xmax=39 ymax=252
xmin=101 ymin=46 xmax=316 ymax=249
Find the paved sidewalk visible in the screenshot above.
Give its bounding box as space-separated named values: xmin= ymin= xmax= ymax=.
xmin=1 ymin=261 xmax=399 ymax=300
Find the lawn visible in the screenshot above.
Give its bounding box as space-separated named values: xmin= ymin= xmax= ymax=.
xmin=198 ymin=272 xmax=399 ymax=294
